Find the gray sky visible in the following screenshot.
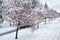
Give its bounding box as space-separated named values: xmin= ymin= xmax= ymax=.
xmin=40 ymin=0 xmax=60 ymax=13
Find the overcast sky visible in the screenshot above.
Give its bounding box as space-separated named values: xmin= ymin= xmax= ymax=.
xmin=40 ymin=0 xmax=60 ymax=13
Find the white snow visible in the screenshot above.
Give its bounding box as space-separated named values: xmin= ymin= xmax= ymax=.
xmin=0 ymin=27 xmax=16 ymax=34
xmin=0 ymin=17 xmax=60 ymax=40
xmin=0 ymin=21 xmax=11 ymax=27
xmin=0 ymin=21 xmax=16 ymax=34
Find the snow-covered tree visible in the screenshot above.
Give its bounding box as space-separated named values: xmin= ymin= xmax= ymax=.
xmin=2 ymin=0 xmax=43 ymax=39
xmin=32 ymin=0 xmax=39 ymax=8
xmin=0 ymin=0 xmax=3 ymax=24
xmin=3 ymin=0 xmax=42 ymax=28
xmin=2 ymin=0 xmax=59 ymax=39
xmin=41 ymin=3 xmax=49 ymax=24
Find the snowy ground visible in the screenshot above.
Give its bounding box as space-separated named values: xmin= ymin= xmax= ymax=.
xmin=0 ymin=17 xmax=60 ymax=40
xmin=0 ymin=21 xmax=16 ymax=34
xmin=0 ymin=27 xmax=16 ymax=34
xmin=0 ymin=21 xmax=11 ymax=28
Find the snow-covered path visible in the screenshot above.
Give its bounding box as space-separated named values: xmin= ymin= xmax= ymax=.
xmin=0 ymin=18 xmax=60 ymax=40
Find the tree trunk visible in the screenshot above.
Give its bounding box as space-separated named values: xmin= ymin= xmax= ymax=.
xmin=10 ymin=22 xmax=12 ymax=26
xmin=15 ymin=27 xmax=18 ymax=39
xmin=45 ymin=17 xmax=46 ymax=24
